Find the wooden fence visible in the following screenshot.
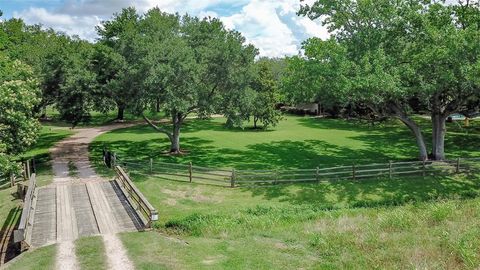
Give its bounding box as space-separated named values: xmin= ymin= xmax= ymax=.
xmin=0 ymin=159 xmax=35 ymax=188
xmin=114 ymin=156 xmax=480 ymax=188
xmin=13 ymin=173 xmax=37 ymax=250
xmin=114 ymin=166 xmax=158 ymax=229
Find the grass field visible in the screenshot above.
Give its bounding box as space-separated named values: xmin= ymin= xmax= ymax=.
xmin=91 ymin=115 xmax=480 ymax=170
xmin=120 ymin=197 xmax=480 ymax=269
xmin=87 ymin=115 xmax=480 ymax=269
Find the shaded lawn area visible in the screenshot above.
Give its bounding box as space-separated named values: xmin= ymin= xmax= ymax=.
xmin=0 ymin=186 xmax=22 ymax=265
xmin=43 ymin=106 xmax=166 ymax=128
xmin=91 ymin=115 xmax=480 ymax=170
xmin=22 ymin=124 xmax=73 ymax=160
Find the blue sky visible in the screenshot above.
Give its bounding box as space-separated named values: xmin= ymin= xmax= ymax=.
xmin=0 ymin=0 xmax=329 ymax=57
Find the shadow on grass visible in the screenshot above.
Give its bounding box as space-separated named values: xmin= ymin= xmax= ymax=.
xmin=0 ymin=206 xmax=22 ymax=265
xmin=91 ymin=136 xmax=417 ymax=170
xmin=241 ymin=173 xmax=480 ymax=209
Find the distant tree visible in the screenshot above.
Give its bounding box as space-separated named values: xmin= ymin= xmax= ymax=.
xmin=282 ymin=42 xmax=348 ymax=117
xmin=55 ymin=40 xmax=98 ymax=127
xmin=0 ymin=18 xmax=77 ymax=117
xmin=298 ymin=0 xmax=480 ymax=160
xmin=0 ymin=53 xmax=40 ymax=173
xmin=247 ymin=61 xmax=282 ymax=129
xmin=96 ymin=7 xmax=143 ymax=120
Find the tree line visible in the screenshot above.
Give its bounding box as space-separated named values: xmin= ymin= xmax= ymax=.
xmin=1 ymin=1 xmax=479 ymax=174
xmin=0 ymin=7 xmax=282 ymax=169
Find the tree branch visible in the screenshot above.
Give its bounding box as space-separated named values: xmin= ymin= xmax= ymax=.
xmin=142 ymin=114 xmax=172 ymax=139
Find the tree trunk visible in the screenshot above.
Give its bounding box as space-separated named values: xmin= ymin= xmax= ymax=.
xmin=156 ymin=98 xmax=161 ymax=113
xmin=253 ymin=116 xmax=258 ymax=129
xmin=117 ymin=104 xmax=125 ymax=120
xmin=169 ymin=113 xmax=182 ymax=153
xmin=399 ymin=117 xmax=429 ymax=161
xmin=432 ymin=113 xmax=447 ymax=160
xmin=389 ymin=103 xmax=428 ymax=161
xmin=170 ymin=128 xmax=180 ymax=153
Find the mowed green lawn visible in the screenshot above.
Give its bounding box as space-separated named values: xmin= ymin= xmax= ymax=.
xmin=88 ymin=115 xmax=480 ymax=269
xmin=91 ymin=115 xmax=480 ymax=170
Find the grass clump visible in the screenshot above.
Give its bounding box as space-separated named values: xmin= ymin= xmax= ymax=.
xmin=67 ymin=161 xmax=78 ymax=178
xmin=75 ymin=236 xmax=107 ymax=270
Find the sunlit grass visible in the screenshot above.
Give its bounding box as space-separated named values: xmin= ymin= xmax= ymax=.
xmin=89 ymin=115 xmax=480 ymax=269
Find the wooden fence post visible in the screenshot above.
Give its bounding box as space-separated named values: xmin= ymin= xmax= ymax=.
xmin=112 ymin=153 xmax=116 ymax=167
xmin=316 ymin=167 xmax=320 ymax=183
xmin=32 ymin=158 xmax=36 ymax=173
xmin=422 ymin=160 xmax=426 ymax=177
xmin=189 ymin=162 xmax=193 ymax=183
xmin=10 ymin=174 xmax=14 ymax=187
xmin=456 ymin=158 xmax=460 ymax=173
xmin=230 ymin=168 xmax=236 ymax=188
xmin=389 ymin=161 xmax=392 ymax=179
xmin=26 ymin=161 xmax=31 ymax=180
xmin=352 ymin=164 xmax=356 ymax=180
xmin=150 ymin=158 xmax=153 ymax=174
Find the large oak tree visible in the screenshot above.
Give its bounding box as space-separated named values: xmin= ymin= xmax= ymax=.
xmin=296 ymin=0 xmax=480 ymax=160
xmin=135 ymin=9 xmax=257 ymax=153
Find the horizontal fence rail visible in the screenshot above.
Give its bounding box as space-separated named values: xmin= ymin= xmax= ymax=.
xmin=114 ymin=166 xmax=158 ymax=228
xmin=14 ymin=173 xmax=37 ymax=249
xmin=107 ymin=152 xmax=480 ymax=188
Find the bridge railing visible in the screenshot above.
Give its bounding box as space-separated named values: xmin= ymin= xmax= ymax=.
xmin=13 ymin=173 xmax=37 ymax=250
xmin=114 ymin=166 xmax=158 ymax=229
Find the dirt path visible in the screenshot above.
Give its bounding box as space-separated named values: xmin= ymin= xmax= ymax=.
xmin=49 ymin=123 xmax=137 ymax=270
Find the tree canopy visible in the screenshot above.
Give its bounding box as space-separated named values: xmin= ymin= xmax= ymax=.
xmin=293 ymin=0 xmax=480 ymax=160
xmin=97 ymin=8 xmax=257 ymax=153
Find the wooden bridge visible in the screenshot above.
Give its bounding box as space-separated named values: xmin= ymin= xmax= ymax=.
xmin=14 ymin=166 xmax=157 ymax=249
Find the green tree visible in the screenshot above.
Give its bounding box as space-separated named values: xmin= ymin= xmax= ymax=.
xmin=55 ymin=40 xmax=98 ymax=127
xmin=0 ymin=53 xmax=40 ymax=173
xmin=137 ymin=10 xmax=257 ymax=153
xmin=96 ymin=7 xmax=143 ymax=120
xmin=0 ymin=18 xmax=76 ymax=117
xmin=298 ymin=0 xmax=480 ymax=160
xmin=248 ymin=61 xmax=282 ymax=129
xmin=282 ymin=40 xmax=350 ymax=117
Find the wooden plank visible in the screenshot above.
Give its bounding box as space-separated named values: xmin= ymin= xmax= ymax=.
xmin=30 ymin=187 xmax=56 ymax=247
xmin=56 ymin=185 xmax=78 ymax=242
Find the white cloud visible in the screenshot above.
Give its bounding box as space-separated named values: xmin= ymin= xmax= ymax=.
xmin=220 ymin=0 xmax=329 ymax=57
xmin=13 ymin=7 xmax=101 ymax=40
xmin=11 ymin=0 xmax=330 ymax=57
